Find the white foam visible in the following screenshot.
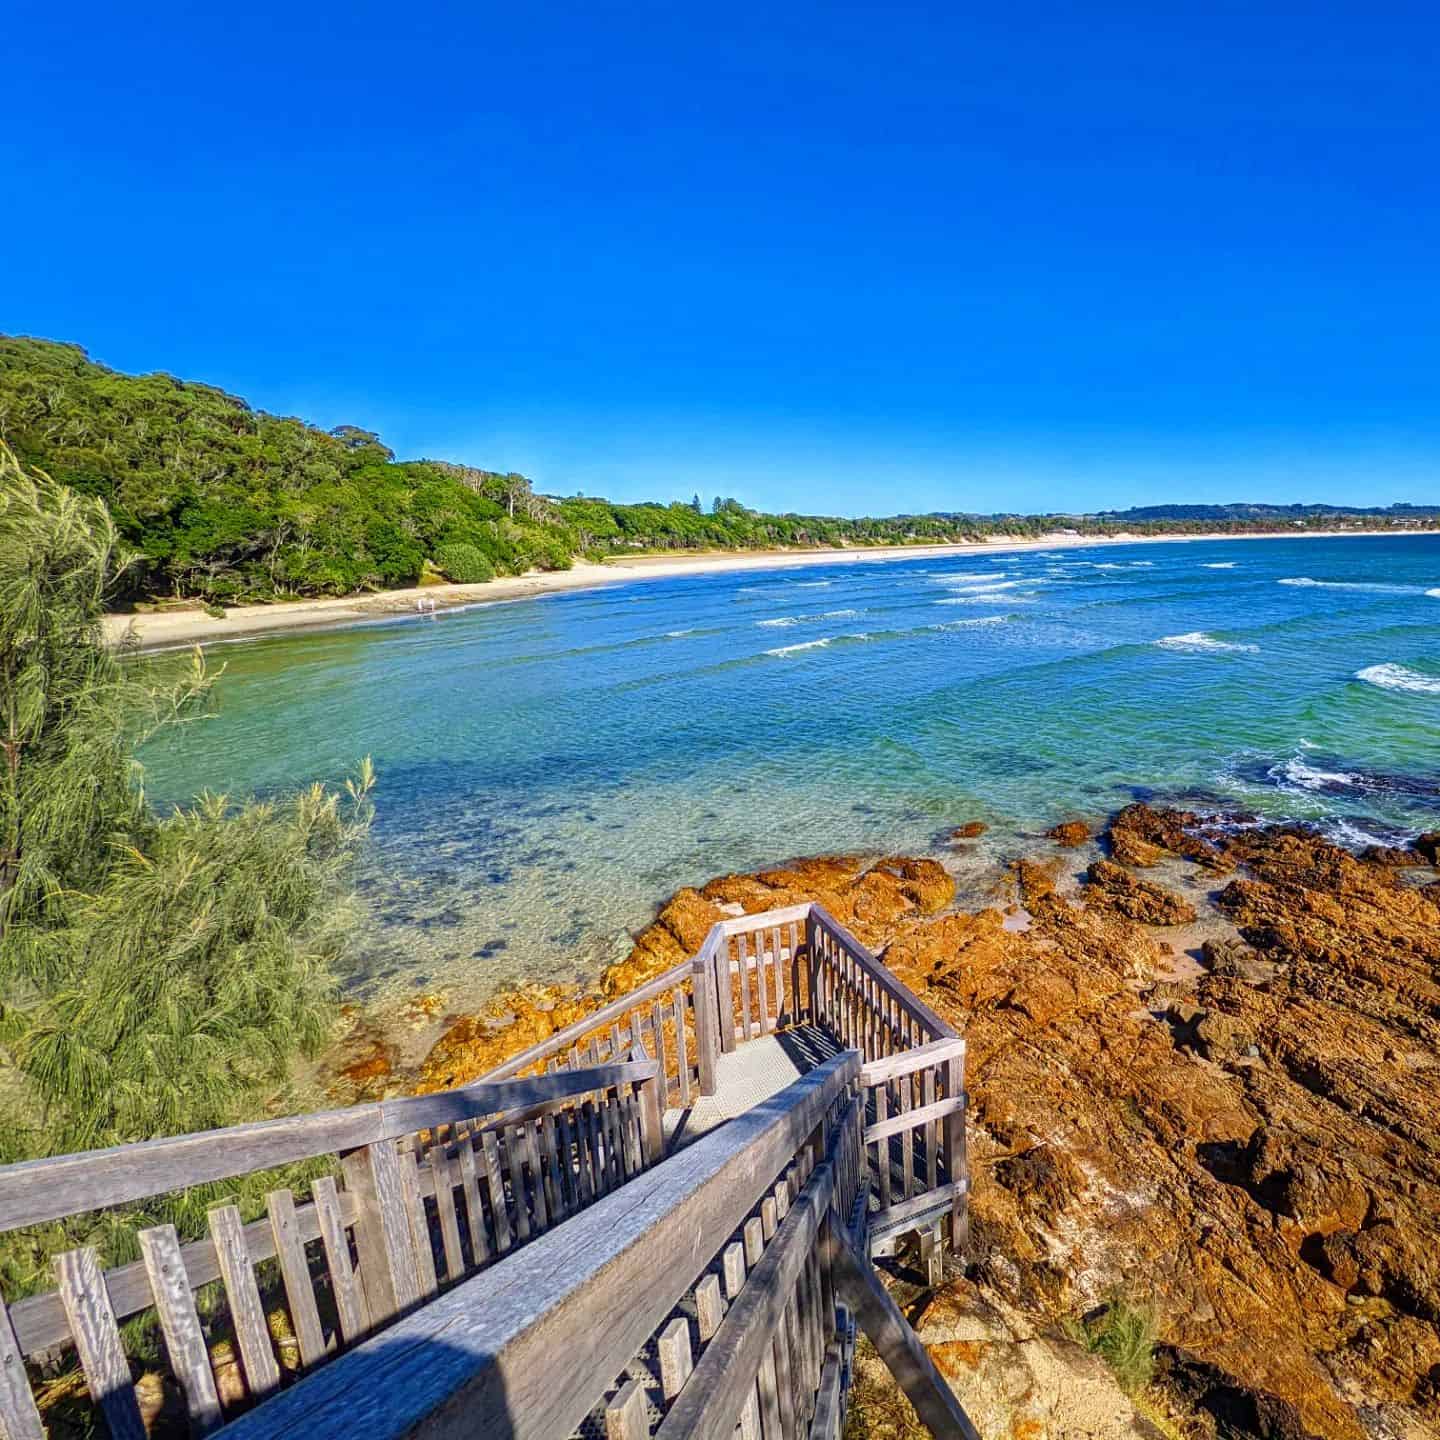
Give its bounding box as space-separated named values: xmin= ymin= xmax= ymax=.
xmin=1355 ymin=662 xmax=1440 ymax=694
xmin=765 ymin=638 xmax=832 ymax=657
xmin=932 ymin=615 xmax=1008 ymax=630
xmin=930 ymin=571 xmax=1002 ymax=584
xmin=1428 ymin=588 xmax=1440 ymax=599
xmin=664 ymin=629 xmax=694 ymax=638
xmin=1155 ymin=631 xmax=1259 ymax=654
xmin=756 ymin=616 xmax=799 ymax=628
xmin=936 ymin=579 xmax=1022 ymax=594
xmin=1274 ymin=756 xmax=1361 ymax=791
xmin=794 ymin=580 xmax=832 ymax=588
xmin=1279 ymin=577 xmax=1415 ymax=594
xmin=1326 ymin=818 xmax=1392 ymax=850
xmin=1201 ymin=562 xmax=1236 ymax=569
xmin=1093 ymin=562 xmax=1124 ymax=570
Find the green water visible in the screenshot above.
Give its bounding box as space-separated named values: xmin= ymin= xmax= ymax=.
xmin=142 ymin=534 xmax=1440 ymax=1007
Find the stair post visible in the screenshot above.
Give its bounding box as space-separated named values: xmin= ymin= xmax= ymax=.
xmin=629 ymin=1043 xmax=665 ymax=1165
xmin=691 ymin=936 xmax=722 ymax=1097
xmin=945 ymin=1051 xmax=969 ymax=1254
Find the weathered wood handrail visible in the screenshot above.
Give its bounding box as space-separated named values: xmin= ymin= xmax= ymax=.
xmin=0 ymin=1058 xmax=667 ymax=1440
xmin=0 ymin=1061 xmax=657 ymax=1233
xmin=219 ymin=1052 xmax=864 ymax=1440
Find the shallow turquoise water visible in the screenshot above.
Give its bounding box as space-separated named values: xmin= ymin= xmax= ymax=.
xmin=142 ymin=534 xmax=1440 ymax=1005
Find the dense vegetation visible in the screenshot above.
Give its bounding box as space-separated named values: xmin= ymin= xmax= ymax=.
xmin=0 ymin=442 xmax=372 ymax=1294
xmin=3 ymin=335 xmax=1436 ymax=607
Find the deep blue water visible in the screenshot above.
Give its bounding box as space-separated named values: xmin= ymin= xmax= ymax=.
xmin=142 ymin=534 xmax=1440 ymax=1005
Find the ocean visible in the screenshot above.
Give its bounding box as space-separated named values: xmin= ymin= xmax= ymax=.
xmin=141 ymin=533 xmax=1440 ymax=1006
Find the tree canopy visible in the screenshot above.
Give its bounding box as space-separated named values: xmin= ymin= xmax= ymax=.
xmin=3 ymin=335 xmax=1435 ymax=608
xmin=0 ymin=442 xmax=374 ymax=1300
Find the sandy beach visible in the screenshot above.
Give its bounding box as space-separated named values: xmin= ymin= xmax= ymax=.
xmin=103 ymin=526 xmax=1426 ymax=652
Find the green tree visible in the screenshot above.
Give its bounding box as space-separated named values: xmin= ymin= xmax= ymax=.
xmin=0 ymin=442 xmax=373 ymax=1167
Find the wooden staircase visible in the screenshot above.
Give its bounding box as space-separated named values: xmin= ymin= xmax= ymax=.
xmin=0 ymin=904 xmax=976 ymax=1439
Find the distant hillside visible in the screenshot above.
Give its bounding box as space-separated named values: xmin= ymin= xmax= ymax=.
xmin=1 ymin=336 xmax=1434 ymax=604
xmin=1087 ymin=501 xmax=1440 ymax=522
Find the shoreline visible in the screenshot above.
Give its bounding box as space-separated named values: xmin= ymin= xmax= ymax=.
xmin=105 ymin=525 xmax=1432 ymax=653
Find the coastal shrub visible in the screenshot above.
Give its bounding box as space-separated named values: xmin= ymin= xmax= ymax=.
xmin=0 ymin=441 xmax=374 ymax=1294
xmin=432 ymin=541 xmax=494 ymax=584
xmin=1065 ymin=1299 xmax=1158 ymax=1394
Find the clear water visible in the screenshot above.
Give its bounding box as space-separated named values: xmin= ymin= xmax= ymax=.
xmin=141 ymin=535 xmax=1440 ymax=1006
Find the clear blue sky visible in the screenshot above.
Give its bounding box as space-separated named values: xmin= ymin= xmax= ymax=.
xmin=5 ymin=2 xmax=1437 ymax=514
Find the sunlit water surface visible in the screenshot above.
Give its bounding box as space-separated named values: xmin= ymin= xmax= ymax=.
xmin=142 ymin=535 xmax=1440 ymax=1007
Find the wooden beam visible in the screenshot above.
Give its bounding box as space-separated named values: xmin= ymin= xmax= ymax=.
xmin=868 ymin=1182 xmax=968 ymax=1245
xmin=864 ymin=1096 xmax=962 ymax=1147
xmin=824 ymin=1223 xmax=980 ymax=1440
xmin=218 ymin=1053 xmax=859 ymax=1440
xmin=859 ymin=1037 xmax=966 ymax=1087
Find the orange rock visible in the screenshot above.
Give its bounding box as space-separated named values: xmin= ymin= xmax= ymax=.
xmin=1085 ymin=858 xmax=1197 ymax=925
xmin=1046 ymin=820 xmax=1090 ymax=847
xmin=951 ymin=820 xmax=989 ymax=839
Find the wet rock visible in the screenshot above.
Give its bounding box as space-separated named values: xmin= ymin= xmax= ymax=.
xmin=881 ymin=856 xmax=955 ymax=914
xmin=951 ymin=820 xmax=989 ymax=839
xmin=1086 ymin=858 xmax=1198 ymax=925
xmin=1108 ymin=803 xmax=1228 ymax=870
xmin=1360 ymin=844 xmax=1422 ymax=868
xmin=1047 ymin=819 xmax=1091 ymax=847
xmin=1414 ymin=831 xmax=1440 ymax=865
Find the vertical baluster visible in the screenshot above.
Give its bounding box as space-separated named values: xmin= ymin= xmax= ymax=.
xmin=206 ymin=1208 xmax=281 ymax=1399
xmin=55 ymin=1247 xmax=147 ymax=1440
xmin=137 ymin=1226 xmax=223 ymax=1434
xmin=311 ymin=1176 xmax=369 ymax=1345
xmin=480 ymin=1129 xmax=513 ymax=1252
xmin=604 ymin=1377 xmax=649 ymax=1439
xmin=755 ymin=927 xmax=771 ymax=1034
xmin=650 ymin=998 xmax=671 ymax=1107
xmin=457 ymin=1139 xmax=490 ymax=1267
xmin=900 ymin=1073 xmax=916 ymax=1200
xmin=266 ymin=1188 xmax=327 ymax=1366
xmin=737 ymin=931 xmax=753 ymax=1041
xmin=428 ymin=1151 xmax=465 ymax=1282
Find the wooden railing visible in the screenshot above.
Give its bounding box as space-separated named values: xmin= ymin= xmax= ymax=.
xmin=0 ymin=1061 xmax=663 ymax=1440
xmin=216 ymin=1052 xmax=978 ymax=1440
xmin=0 ymin=899 xmax=973 ymax=1439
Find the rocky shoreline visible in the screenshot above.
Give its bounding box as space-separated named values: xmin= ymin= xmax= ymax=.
xmin=322 ymin=806 xmax=1440 ymax=1439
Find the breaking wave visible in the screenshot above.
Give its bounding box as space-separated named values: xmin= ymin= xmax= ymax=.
xmin=1201 ymin=562 xmax=1236 ymax=569
xmin=1279 ymin=577 xmax=1422 ymax=594
xmin=756 ymin=616 xmax=799 ymax=628
xmin=932 ymin=615 xmax=1010 ymax=630
xmin=764 ymin=638 xmax=832 ymax=657
xmin=1355 ymin=663 xmax=1440 ymax=694
xmin=1155 ymin=632 xmax=1259 ymax=654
